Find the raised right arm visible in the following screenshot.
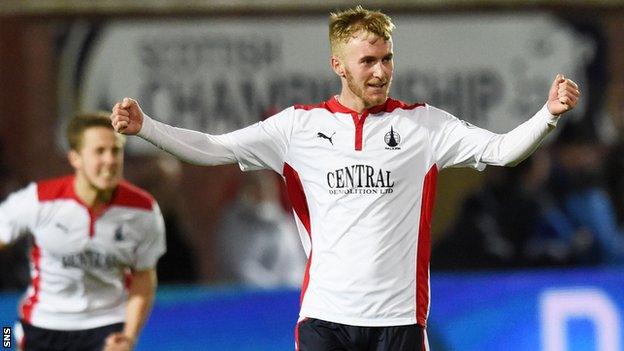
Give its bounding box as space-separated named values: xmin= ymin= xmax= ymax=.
xmin=110 ymin=98 xmax=236 ymax=166
xmin=137 ymin=115 xmax=237 ymax=166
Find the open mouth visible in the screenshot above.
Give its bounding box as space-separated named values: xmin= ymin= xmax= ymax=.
xmin=367 ymin=82 xmax=387 ymax=89
xmin=100 ymin=170 xmax=116 ymax=179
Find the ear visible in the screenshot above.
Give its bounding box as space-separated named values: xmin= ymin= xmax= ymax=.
xmin=331 ymin=55 xmax=346 ymax=78
xmin=68 ymin=150 xmax=81 ymax=171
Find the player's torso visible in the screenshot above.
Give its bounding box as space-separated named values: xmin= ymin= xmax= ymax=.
xmin=289 ymin=109 xmax=430 ymax=183
xmin=20 ymin=178 xmax=157 ymax=329
xmin=285 ymin=104 xmax=437 ymax=324
xmin=285 ymin=105 xmax=435 ymax=228
xmin=33 ymin=200 xmax=147 ymax=273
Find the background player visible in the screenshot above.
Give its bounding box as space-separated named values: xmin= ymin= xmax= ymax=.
xmin=0 ymin=113 xmax=166 ymax=351
xmin=110 ymin=6 xmax=579 ymax=350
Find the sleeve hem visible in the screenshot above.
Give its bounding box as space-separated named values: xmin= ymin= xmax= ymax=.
xmin=538 ymin=104 xmax=559 ymax=127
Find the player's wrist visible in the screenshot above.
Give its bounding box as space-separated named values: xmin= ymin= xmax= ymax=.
xmin=539 ymin=103 xmax=559 ymax=127
xmin=121 ymin=332 xmax=137 ymax=346
xmin=136 ymin=114 xmax=153 ymax=138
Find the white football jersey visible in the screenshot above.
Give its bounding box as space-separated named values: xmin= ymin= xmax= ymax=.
xmin=222 ymin=96 xmax=501 ymax=327
xmin=0 ymin=175 xmax=166 ymax=330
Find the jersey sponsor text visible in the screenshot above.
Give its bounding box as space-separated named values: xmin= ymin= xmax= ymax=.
xmin=61 ymin=249 xmax=121 ymax=270
xmin=326 ymin=164 xmax=394 ymax=195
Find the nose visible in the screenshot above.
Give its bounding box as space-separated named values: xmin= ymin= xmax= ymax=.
xmin=372 ymin=62 xmax=385 ymax=79
xmin=102 ymin=150 xmax=119 ymax=165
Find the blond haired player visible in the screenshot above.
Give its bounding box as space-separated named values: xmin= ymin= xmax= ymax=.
xmin=111 ymin=6 xmax=579 ymax=350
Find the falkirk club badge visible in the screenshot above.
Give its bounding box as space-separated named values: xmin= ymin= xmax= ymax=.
xmin=384 ymin=126 xmax=401 ymax=149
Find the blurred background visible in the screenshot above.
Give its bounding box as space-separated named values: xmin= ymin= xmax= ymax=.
xmin=0 ymin=0 xmax=623 ymax=350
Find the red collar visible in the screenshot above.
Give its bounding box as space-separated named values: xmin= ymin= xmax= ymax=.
xmin=327 ymin=96 xmax=390 ymax=115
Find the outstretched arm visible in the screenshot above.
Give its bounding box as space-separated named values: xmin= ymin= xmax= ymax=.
xmin=482 ymin=74 xmax=580 ymax=167
xmin=110 ymin=98 xmax=237 ymax=166
xmin=104 ymin=268 xmax=157 ymax=351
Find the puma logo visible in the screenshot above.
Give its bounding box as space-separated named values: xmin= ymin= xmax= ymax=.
xmin=317 ymin=132 xmax=336 ymax=145
xmin=114 ymin=226 xmax=124 ymax=241
xmin=55 ymin=222 xmax=69 ymax=233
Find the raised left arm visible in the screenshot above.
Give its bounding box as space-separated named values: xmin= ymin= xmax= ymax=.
xmin=482 ymin=74 xmax=580 ymax=167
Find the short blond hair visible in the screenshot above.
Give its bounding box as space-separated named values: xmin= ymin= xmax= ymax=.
xmin=329 ymin=5 xmax=395 ymax=54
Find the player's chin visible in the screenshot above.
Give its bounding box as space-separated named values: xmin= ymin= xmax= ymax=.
xmin=366 ymin=93 xmax=388 ymax=107
xmin=94 ymin=178 xmax=121 ymax=191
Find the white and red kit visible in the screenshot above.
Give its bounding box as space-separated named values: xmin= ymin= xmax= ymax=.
xmin=139 ymin=96 xmax=557 ymax=327
xmin=0 ymin=175 xmax=166 ymax=330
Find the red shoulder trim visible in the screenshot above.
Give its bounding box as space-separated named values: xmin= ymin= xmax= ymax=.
xmin=294 ymin=101 xmax=332 ymax=112
xmin=294 ymin=97 xmax=353 ymax=114
xmin=37 ymin=176 xmax=76 ymax=201
xmin=294 ymin=96 xmax=425 ymax=115
xmin=111 ymin=181 xmax=154 ymax=211
xmin=377 ymin=98 xmax=426 ymax=113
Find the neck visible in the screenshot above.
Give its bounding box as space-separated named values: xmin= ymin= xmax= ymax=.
xmin=74 ymin=176 xmax=113 ymax=209
xmin=336 ymin=91 xmax=367 ymax=114
xmin=337 ymin=83 xmax=388 ymax=114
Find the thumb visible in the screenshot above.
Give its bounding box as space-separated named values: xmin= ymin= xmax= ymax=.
xmin=122 ymin=97 xmax=143 ymax=119
xmin=121 ymin=97 xmax=137 ymax=109
xmin=549 ymin=74 xmax=565 ymax=101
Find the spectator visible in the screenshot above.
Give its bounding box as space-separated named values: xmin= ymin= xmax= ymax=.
xmin=433 ymin=151 xmax=551 ymax=270
xmin=215 ymin=170 xmax=306 ymax=288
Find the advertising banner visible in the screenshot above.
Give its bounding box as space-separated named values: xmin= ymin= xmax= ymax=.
xmin=58 ymin=13 xmax=594 ymax=153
